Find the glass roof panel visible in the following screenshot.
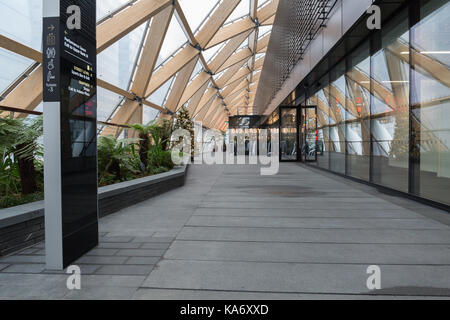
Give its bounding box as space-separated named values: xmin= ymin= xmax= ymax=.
xmin=203 ymin=41 xmax=226 ymax=63
xmin=0 ymin=49 xmax=33 ymax=93
xmin=0 ymin=0 xmax=42 ymax=51
xmin=255 ymin=53 xmax=265 ymax=60
xmin=97 ymin=22 xmax=147 ymax=90
xmin=97 ymin=0 xmax=132 ymax=20
xmin=179 ymin=0 xmax=220 ymax=33
xmin=158 ymin=14 xmax=188 ymax=63
xmin=143 ymin=106 xmax=160 ymax=124
xmin=225 ymin=0 xmax=250 ymax=24
xmin=148 ymin=76 xmax=175 ymax=106
xmin=97 ymin=86 xmax=124 ymax=122
xmin=190 ymin=60 xmax=204 ymax=82
xmin=259 ymin=25 xmax=273 ymax=35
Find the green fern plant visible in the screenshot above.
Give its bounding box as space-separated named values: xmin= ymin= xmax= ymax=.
xmin=0 ymin=116 xmax=43 ymax=195
xmin=97 ymin=135 xmax=140 ymax=186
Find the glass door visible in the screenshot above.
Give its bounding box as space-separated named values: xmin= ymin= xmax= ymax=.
xmin=280 ymin=107 xmax=299 ymax=161
xmin=301 ymin=106 xmax=318 ymax=162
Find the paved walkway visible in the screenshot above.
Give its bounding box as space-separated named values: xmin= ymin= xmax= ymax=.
xmin=1 ymin=163 xmax=450 ymax=299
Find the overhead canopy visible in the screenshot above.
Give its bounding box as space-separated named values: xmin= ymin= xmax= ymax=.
xmin=0 ymin=0 xmax=280 ymax=134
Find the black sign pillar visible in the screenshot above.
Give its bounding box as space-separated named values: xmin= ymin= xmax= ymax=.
xmin=43 ymin=0 xmax=98 ymax=270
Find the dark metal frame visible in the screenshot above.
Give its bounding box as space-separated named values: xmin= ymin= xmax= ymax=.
xmin=300 ymin=105 xmax=318 ymax=163
xmin=278 ymin=106 xmax=300 ymax=162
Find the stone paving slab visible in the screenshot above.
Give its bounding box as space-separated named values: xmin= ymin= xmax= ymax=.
xmin=98 ymin=236 xmax=134 ymax=243
xmin=165 ymin=240 xmax=450 ymax=265
xmin=177 ymin=226 xmax=450 ymax=244
xmin=95 ymin=265 xmax=154 ymax=276
xmin=75 ymin=256 xmax=129 ymax=265
xmin=0 ymin=234 xmax=174 ymax=280
xmin=1 ymin=255 xmax=45 ymax=264
xmin=140 ymin=243 xmax=171 ymax=250
xmin=198 ymin=201 xmax=408 ymax=210
xmin=116 ymin=249 xmax=166 ymax=257
xmin=192 ymin=208 xmax=424 ymax=219
xmin=142 ymin=260 xmax=450 ymax=296
xmin=97 ymin=242 xmax=142 ymax=249
xmin=133 ymin=288 xmax=450 ymax=300
xmin=86 ymin=248 xmax=119 ymax=256
xmin=0 ymin=284 xmax=69 ymax=299
xmin=18 ymin=248 xmax=41 ymax=255
xmin=42 ymin=264 xmax=101 ymax=275
xmin=125 ymin=257 xmax=160 ymax=265
xmin=132 ymin=237 xmax=175 ymax=243
xmin=186 ymin=216 xmax=446 ymax=230
xmin=2 ymin=264 xmax=46 ymax=274
xmin=63 ymin=286 xmax=137 ymax=300
xmin=0 ymin=163 xmax=449 ymax=299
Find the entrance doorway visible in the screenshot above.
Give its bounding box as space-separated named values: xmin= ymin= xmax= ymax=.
xmin=279 ymin=107 xmax=299 ymax=161
xmin=300 ymin=106 xmax=318 ymax=162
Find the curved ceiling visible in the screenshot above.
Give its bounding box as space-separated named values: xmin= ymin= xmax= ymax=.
xmin=0 ymin=0 xmax=280 ymax=133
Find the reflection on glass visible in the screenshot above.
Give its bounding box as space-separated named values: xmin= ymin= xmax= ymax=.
xmin=280 ymin=108 xmax=297 ymax=160
xmin=313 ymin=77 xmax=330 ymax=168
xmin=304 ymin=108 xmax=317 ymax=161
xmin=411 ymin=0 xmax=450 ymax=205
xmin=371 ymin=9 xmax=409 ymax=192
xmin=345 ymin=41 xmax=371 ymax=181
xmin=329 ymin=61 xmax=346 ymax=174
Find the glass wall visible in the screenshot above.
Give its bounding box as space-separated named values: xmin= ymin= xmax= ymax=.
xmin=345 ymin=41 xmax=371 ymax=181
xmin=280 ymin=108 xmax=298 ymax=161
xmin=371 ymin=9 xmax=410 ymax=192
xmin=309 ymin=76 xmax=330 ymax=168
xmin=411 ymin=0 xmax=450 ymax=205
xmin=296 ymin=0 xmax=450 ymax=207
xmin=329 ymin=61 xmax=346 ymax=174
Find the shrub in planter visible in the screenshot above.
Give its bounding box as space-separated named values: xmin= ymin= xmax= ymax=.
xmin=0 ymin=116 xmax=43 ymax=202
xmin=97 ymin=135 xmax=140 ymax=186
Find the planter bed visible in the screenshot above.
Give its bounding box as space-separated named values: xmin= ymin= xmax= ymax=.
xmin=0 ymin=165 xmax=187 ymax=257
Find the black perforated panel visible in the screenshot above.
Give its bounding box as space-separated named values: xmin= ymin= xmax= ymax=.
xmin=255 ymin=0 xmax=337 ymax=114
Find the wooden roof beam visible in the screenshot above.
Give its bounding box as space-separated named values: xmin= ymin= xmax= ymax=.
xmin=145 ymin=45 xmax=200 ymax=97
xmin=132 ymin=5 xmax=174 ymax=96
xmin=205 ymin=17 xmax=255 ymax=50
xmin=196 ymin=0 xmax=242 ymax=48
xmin=174 ymin=0 xmax=198 ymax=46
xmin=216 ymin=48 xmax=253 ymax=73
xmin=215 ymin=56 xmax=251 ymax=87
xmin=166 ymin=56 xmax=199 ymax=112
xmin=0 ymin=35 xmax=42 ymax=62
xmin=186 ymin=81 xmax=209 ymax=118
xmin=250 ymin=0 xmax=258 ymax=20
xmin=258 ymin=0 xmax=279 ymax=23
xmin=97 ymin=0 xmax=172 ymax=53
xmin=208 ymin=30 xmax=252 ymax=73
xmin=176 ymin=71 xmax=211 ymax=110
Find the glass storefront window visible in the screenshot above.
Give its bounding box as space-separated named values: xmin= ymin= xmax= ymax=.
xmin=345 ymin=41 xmax=371 ymax=181
xmin=329 ymin=61 xmax=346 ymax=174
xmin=282 ymin=0 xmax=450 ymax=207
xmin=411 ymin=0 xmax=450 ymax=205
xmin=280 ymin=108 xmax=298 ymax=161
xmin=371 ymin=8 xmax=410 ymax=192
xmin=311 ymin=76 xmax=330 ymax=169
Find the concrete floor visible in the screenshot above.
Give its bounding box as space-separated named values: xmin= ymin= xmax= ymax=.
xmin=1 ymin=162 xmax=450 ymax=299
